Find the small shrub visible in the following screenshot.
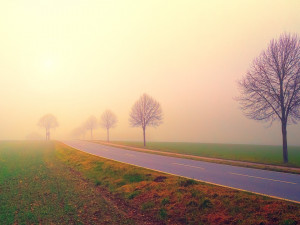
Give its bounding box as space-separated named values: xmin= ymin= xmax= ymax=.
xmin=280 ymin=219 xmax=297 ymax=225
xmin=116 ymin=180 xmax=126 ymax=187
xmin=123 ymin=173 xmax=144 ymax=183
xmin=141 ymin=201 xmax=155 ymax=211
xmin=128 ymin=190 xmax=141 ymax=200
xmin=95 ymin=180 xmax=102 ymax=186
xmin=24 ymin=211 xmax=38 ymax=224
xmin=191 ymin=189 xmax=201 ymax=198
xmin=179 ymin=179 xmax=197 ymax=187
xmin=287 ymin=205 xmax=297 ymax=211
xmin=187 ymin=200 xmax=198 ymax=207
xmin=93 ymin=162 xmax=104 ymax=171
xmin=200 ymin=199 xmax=213 ymax=209
xmin=229 ymin=206 xmax=241 ymax=215
xmin=176 ymin=192 xmax=183 ymax=201
xmin=64 ymin=204 xmax=75 ymax=214
xmin=159 ymin=208 xmax=168 ymax=220
xmin=161 ymin=197 xmax=170 ymax=206
xmin=178 ymin=217 xmax=187 ymax=224
xmin=212 ymin=193 xmax=218 ymax=198
xmin=154 ymin=176 xmax=167 ymax=182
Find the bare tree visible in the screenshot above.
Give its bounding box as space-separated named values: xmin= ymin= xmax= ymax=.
xmin=129 ymin=93 xmax=163 ymax=146
xmin=100 ymin=110 xmax=117 ymax=142
xmin=38 ymin=114 xmax=59 ymax=140
xmin=237 ymin=33 xmax=300 ymax=163
xmin=84 ymin=116 xmax=98 ymax=140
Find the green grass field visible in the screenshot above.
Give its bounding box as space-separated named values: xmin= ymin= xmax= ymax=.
xmin=1 ymin=141 xmax=300 ymax=224
xmin=109 ymin=141 xmax=300 ymax=167
xmin=0 ymin=141 xmax=133 ymax=224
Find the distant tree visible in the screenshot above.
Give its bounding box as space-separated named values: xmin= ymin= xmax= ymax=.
xmin=84 ymin=116 xmax=98 ymax=140
xmin=237 ymin=33 xmax=300 ymax=163
xmin=71 ymin=126 xmax=86 ymax=139
xmin=100 ymin=110 xmax=117 ymax=142
xmin=129 ymin=93 xmax=163 ymax=146
xmin=38 ymin=114 xmax=59 ymax=140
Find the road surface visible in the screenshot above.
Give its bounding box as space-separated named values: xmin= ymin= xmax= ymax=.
xmin=62 ymin=140 xmax=300 ymax=203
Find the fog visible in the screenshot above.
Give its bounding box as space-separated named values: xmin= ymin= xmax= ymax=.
xmin=0 ymin=1 xmax=300 ymax=145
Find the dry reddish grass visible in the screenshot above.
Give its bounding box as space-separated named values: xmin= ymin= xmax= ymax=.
xmin=56 ymin=142 xmax=300 ymax=225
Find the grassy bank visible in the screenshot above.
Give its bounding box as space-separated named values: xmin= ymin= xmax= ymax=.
xmin=1 ymin=141 xmax=300 ymax=224
xmin=57 ymin=142 xmax=300 ymax=224
xmin=104 ymin=141 xmax=300 ymax=167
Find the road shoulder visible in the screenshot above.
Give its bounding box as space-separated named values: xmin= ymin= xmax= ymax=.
xmin=92 ymin=141 xmax=300 ymax=174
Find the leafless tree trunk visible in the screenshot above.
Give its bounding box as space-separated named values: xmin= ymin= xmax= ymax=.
xmin=282 ymin=121 xmax=288 ymax=162
xmin=84 ymin=116 xmax=98 ymax=140
xmin=107 ymin=128 xmax=109 ymax=142
xmin=143 ymin=127 xmax=146 ymax=147
xmin=100 ymin=110 xmax=117 ymax=142
xmin=129 ymin=93 xmax=163 ymax=147
xmin=237 ymin=33 xmax=300 ymax=163
xmin=38 ymin=114 xmax=59 ymax=141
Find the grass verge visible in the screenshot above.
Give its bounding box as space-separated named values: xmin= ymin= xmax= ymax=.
xmin=1 ymin=141 xmax=299 ymax=224
xmin=57 ymin=141 xmax=300 ymax=225
xmin=92 ymin=141 xmax=300 ymax=174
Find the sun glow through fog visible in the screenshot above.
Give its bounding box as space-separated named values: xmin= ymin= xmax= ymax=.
xmin=0 ymin=0 xmax=300 ymax=144
xmin=44 ymin=59 xmax=53 ymax=69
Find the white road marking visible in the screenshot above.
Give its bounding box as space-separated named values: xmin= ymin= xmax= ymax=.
xmin=62 ymin=141 xmax=300 ymax=204
xmin=125 ymin=153 xmax=135 ymax=157
xmin=230 ymin=172 xmax=297 ymax=185
xmin=172 ymin=162 xmax=205 ymax=170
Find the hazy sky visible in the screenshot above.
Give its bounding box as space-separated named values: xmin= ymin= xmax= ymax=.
xmin=1 ymin=0 xmax=300 ymax=145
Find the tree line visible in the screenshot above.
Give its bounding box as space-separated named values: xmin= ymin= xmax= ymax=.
xmin=38 ymin=93 xmax=163 ymax=147
xmin=37 ymin=33 xmax=300 ymax=164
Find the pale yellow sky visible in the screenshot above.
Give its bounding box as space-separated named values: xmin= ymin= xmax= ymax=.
xmin=0 ymin=0 xmax=300 ymax=145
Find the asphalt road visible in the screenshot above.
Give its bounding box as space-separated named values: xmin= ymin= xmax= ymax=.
xmin=62 ymin=140 xmax=300 ymax=203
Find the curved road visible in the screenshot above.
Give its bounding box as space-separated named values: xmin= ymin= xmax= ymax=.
xmin=62 ymin=140 xmax=300 ymax=203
